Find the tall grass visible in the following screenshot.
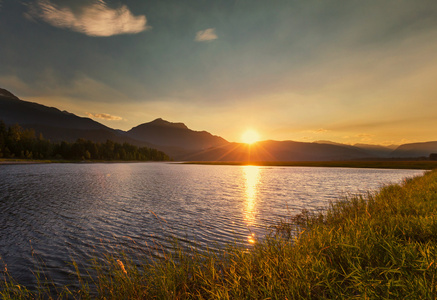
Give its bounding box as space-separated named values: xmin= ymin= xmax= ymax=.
xmin=2 ymin=170 xmax=437 ymax=299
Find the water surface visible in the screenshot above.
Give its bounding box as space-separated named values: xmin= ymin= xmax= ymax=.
xmin=0 ymin=163 xmax=424 ymax=287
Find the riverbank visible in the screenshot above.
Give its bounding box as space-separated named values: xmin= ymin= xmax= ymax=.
xmin=0 ymin=158 xmax=171 ymax=165
xmin=2 ymin=170 xmax=437 ymax=298
xmin=184 ymin=160 xmax=437 ymax=170
xmin=0 ymin=158 xmax=66 ymax=165
xmin=2 ymin=158 xmax=436 ymax=169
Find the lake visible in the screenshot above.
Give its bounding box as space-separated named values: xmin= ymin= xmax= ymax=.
xmin=0 ymin=163 xmax=425 ymax=288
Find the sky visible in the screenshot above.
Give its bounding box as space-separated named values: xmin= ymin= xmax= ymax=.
xmin=1 ymin=0 xmax=437 ymax=145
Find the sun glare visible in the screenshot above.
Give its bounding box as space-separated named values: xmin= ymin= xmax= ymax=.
xmin=241 ymin=129 xmax=261 ymax=144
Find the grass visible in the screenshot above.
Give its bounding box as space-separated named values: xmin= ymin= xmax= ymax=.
xmin=183 ymin=160 xmax=437 ymax=170
xmin=2 ymin=170 xmax=437 ymax=299
xmin=0 ymin=158 xmax=168 ymax=165
xmin=0 ymin=158 xmax=58 ymax=164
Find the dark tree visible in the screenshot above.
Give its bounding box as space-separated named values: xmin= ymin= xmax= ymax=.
xmin=0 ymin=120 xmax=171 ymax=162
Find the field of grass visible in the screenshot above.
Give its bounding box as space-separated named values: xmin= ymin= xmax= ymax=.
xmin=2 ymin=170 xmax=437 ymax=299
xmin=184 ymin=160 xmax=437 ymax=170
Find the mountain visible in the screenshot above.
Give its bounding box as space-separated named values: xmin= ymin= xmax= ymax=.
xmin=315 ymin=140 xmax=355 ymax=148
xmin=315 ymin=141 xmax=396 ymax=158
xmin=353 ymin=143 xmax=396 ymax=158
xmin=0 ymin=88 xmax=228 ymax=159
xmin=0 ymin=88 xmax=19 ymax=99
xmin=0 ymin=89 xmax=146 ymax=146
xmin=182 ymin=140 xmax=373 ymax=161
xmin=391 ymin=142 xmax=437 ymax=158
xmin=126 ymin=118 xmax=228 ymax=158
xmin=3 ymin=87 xmax=437 ymax=162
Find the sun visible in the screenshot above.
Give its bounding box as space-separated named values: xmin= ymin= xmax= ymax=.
xmin=241 ymin=129 xmax=261 ymax=144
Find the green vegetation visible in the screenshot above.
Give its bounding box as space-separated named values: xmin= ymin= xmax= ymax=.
xmin=0 ymin=121 xmax=170 ymax=162
xmin=184 ymin=160 xmax=437 ymax=170
xmin=2 ymin=171 xmax=437 ymax=299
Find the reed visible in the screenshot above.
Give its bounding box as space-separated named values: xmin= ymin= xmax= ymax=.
xmin=2 ymin=170 xmax=437 ymax=299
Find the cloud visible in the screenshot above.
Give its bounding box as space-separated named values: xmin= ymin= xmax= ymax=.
xmin=86 ymin=112 xmax=123 ymax=121
xmin=195 ymin=28 xmax=218 ymax=42
xmin=304 ymin=128 xmax=329 ymax=134
xmin=28 ymin=0 xmax=149 ymax=37
xmin=357 ymin=133 xmax=375 ymax=142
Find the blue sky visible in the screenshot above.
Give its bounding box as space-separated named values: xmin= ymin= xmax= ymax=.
xmin=1 ymin=0 xmax=437 ymax=145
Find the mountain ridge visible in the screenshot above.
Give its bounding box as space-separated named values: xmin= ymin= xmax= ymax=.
xmin=0 ymin=88 xmax=19 ymax=99
xmin=126 ymin=118 xmax=228 ymax=152
xmin=391 ymin=141 xmax=437 ymax=158
xmin=2 ymin=87 xmax=437 ymax=161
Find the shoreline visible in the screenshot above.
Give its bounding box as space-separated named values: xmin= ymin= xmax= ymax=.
xmin=2 ymin=158 xmax=437 ymax=169
xmin=0 ymin=159 xmax=172 ymax=165
xmin=183 ymin=160 xmax=437 ymax=170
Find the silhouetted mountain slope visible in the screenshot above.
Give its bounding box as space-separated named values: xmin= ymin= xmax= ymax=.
xmin=3 ymin=87 xmax=436 ymax=162
xmin=315 ymin=141 xmax=396 ymax=158
xmin=0 ymin=89 xmax=148 ymax=146
xmin=353 ymin=143 xmax=396 ymax=158
xmin=0 ymin=88 xmax=19 ymax=99
xmin=0 ymin=94 xmax=108 ymax=130
xmin=391 ymin=142 xmax=437 ymax=158
xmin=182 ymin=140 xmax=373 ymax=161
xmin=315 ymin=140 xmax=355 ymax=148
xmin=127 ymin=118 xmax=228 ymax=151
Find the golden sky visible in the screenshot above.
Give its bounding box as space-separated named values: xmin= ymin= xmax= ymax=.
xmin=1 ymin=0 xmax=437 ymax=145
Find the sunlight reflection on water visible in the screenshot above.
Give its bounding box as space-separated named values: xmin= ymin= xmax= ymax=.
xmin=243 ymin=165 xmax=262 ymax=244
xmin=243 ymin=165 xmax=260 ymax=226
xmin=0 ymin=163 xmax=425 ymax=288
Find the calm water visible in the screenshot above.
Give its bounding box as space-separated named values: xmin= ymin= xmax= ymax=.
xmin=0 ymin=163 xmax=424 ymax=287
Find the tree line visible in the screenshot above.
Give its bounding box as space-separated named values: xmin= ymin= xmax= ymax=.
xmin=0 ymin=121 xmax=171 ymax=161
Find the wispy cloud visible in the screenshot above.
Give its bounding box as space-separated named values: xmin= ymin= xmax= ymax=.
xmin=86 ymin=112 xmax=123 ymax=121
xmin=303 ymin=128 xmax=330 ymax=134
xmin=357 ymin=133 xmax=375 ymax=142
xmin=195 ymin=28 xmax=218 ymax=42
xmin=28 ymin=0 xmax=149 ymax=37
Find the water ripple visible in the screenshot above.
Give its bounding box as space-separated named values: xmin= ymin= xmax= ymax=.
xmin=0 ymin=163 xmax=424 ymax=288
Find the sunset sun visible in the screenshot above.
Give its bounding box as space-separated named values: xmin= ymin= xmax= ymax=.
xmin=241 ymin=129 xmax=261 ymax=144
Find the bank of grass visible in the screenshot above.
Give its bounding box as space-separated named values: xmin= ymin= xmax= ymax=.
xmin=0 ymin=158 xmax=58 ymax=164
xmin=184 ymin=160 xmax=437 ymax=170
xmin=0 ymin=158 xmax=170 ymax=165
xmin=2 ymin=170 xmax=437 ymax=299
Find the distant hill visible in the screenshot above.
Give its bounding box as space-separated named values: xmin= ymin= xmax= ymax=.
xmin=315 ymin=141 xmax=396 ymax=158
xmin=391 ymin=142 xmax=437 ymax=158
xmin=182 ymin=140 xmax=373 ymax=161
xmin=353 ymin=143 xmax=396 ymax=158
xmin=127 ymin=118 xmax=228 ymax=151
